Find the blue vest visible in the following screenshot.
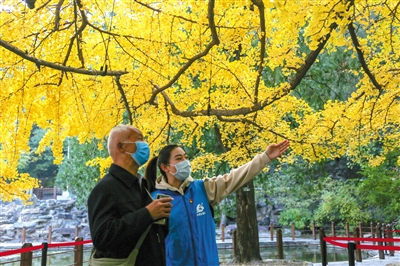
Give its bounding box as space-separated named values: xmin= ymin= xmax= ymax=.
xmin=152 ymin=180 xmax=219 ymax=266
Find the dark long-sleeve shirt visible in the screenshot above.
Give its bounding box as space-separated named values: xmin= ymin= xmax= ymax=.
xmin=88 ymin=164 xmax=167 ymax=266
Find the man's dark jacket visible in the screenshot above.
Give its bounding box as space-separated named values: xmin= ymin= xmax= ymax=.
xmin=88 ymin=164 xmax=167 ymax=266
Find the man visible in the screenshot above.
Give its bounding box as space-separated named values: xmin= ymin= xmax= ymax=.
xmin=88 ymin=125 xmax=173 ymax=265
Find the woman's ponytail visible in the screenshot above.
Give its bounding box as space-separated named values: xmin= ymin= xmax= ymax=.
xmin=145 ymin=156 xmax=158 ymax=192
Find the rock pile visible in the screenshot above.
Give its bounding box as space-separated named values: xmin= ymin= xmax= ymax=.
xmin=0 ymin=195 xmax=90 ymax=244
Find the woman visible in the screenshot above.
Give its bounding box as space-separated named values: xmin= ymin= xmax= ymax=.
xmin=145 ymin=140 xmax=290 ymax=266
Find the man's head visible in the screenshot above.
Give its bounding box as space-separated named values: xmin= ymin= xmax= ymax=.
xmin=107 ymin=125 xmax=149 ymax=173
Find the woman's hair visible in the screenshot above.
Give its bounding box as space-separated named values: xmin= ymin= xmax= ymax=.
xmin=145 ymin=144 xmax=181 ymax=192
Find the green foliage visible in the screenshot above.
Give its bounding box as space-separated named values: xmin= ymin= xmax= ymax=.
xmin=254 ymin=157 xmax=375 ymax=228
xmin=313 ymin=178 xmax=371 ymax=226
xmin=279 ymin=208 xmax=312 ymax=229
xmin=17 ymin=125 xmax=57 ymax=187
xmin=357 ymin=149 xmax=400 ymax=222
xmin=254 ymin=158 xmax=326 ymax=228
xmin=293 ymin=47 xmax=360 ymax=111
xmin=55 ymin=137 xmax=108 ymax=207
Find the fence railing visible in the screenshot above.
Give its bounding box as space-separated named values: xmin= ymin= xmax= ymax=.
xmin=1 ymin=221 xmax=399 ymax=265
xmin=227 ymin=221 xmax=399 ymax=265
xmin=32 ymin=187 xmax=63 ymax=200
xmin=321 ymin=224 xmax=400 ymax=266
xmin=0 ymin=238 xmax=91 ymax=266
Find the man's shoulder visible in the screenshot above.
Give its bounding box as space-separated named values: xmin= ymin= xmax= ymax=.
xmin=95 ymin=173 xmax=114 ymax=185
xmin=90 ymin=173 xmax=119 ymax=195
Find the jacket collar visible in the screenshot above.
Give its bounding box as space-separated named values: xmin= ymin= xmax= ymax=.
xmin=155 ymin=175 xmax=193 ymax=195
xmin=109 ymin=163 xmax=141 ymax=188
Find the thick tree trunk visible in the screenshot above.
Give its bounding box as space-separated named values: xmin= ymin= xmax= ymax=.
xmin=230 ymin=180 xmax=262 ymax=263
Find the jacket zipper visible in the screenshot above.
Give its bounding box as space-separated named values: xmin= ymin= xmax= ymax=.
xmin=182 ymin=194 xmax=197 ymax=266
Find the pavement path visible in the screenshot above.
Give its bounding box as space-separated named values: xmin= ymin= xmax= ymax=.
xmin=312 ymin=255 xmax=400 ymax=266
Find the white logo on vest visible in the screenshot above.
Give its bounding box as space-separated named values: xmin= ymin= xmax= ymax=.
xmin=196 ymin=203 xmax=206 ymax=216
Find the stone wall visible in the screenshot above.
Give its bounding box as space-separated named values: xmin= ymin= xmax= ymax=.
xmin=0 ymin=195 xmax=90 ymax=244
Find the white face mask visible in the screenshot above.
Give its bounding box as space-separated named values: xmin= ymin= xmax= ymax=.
xmin=169 ymin=160 xmax=192 ymax=181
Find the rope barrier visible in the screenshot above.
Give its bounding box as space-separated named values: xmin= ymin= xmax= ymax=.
xmin=324 ymin=236 xmax=400 ymax=251
xmin=0 ymin=240 xmax=92 ymax=257
xmin=0 ymin=244 xmax=44 ymax=257
xmin=1 ymin=231 xmax=398 ymax=258
xmin=48 ymin=239 xmax=92 ymax=248
xmin=325 ymin=236 xmax=400 ymax=242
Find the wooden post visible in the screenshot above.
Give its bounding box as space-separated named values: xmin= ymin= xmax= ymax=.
xmin=270 ymin=222 xmax=274 ymax=241
xmin=232 ymin=230 xmax=236 ymax=257
xmin=47 ymin=226 xmax=52 ymax=244
xmin=387 ymin=224 xmax=394 ymax=256
xmin=347 ymin=242 xmax=355 ymax=266
xmin=331 ymin=221 xmax=336 ymax=236
xmin=74 ymin=237 xmax=84 ymax=266
xmin=312 ymin=221 xmax=316 ymax=240
xmin=291 ymin=222 xmax=295 ymax=240
xmin=346 ymin=222 xmax=349 ymax=237
xmin=221 ymin=224 xmax=225 ymax=242
xmin=319 ymin=227 xmax=327 ymax=266
xmin=371 ymin=222 xmax=375 ymax=245
xmin=383 ymin=223 xmax=387 ymax=255
xmin=377 ymin=224 xmax=385 ymax=259
xmin=22 ymin=227 xmax=26 ymax=244
xmin=359 ymin=222 xmax=363 ymax=242
xmin=41 ymin=242 xmax=48 ymax=266
xmin=277 ymin=229 xmax=284 ymax=259
xmin=354 ymin=227 xmax=362 ymax=262
xmin=20 ymin=243 xmax=33 ymax=266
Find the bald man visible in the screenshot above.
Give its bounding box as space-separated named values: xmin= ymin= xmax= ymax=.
xmin=88 ymin=125 xmax=172 ymax=266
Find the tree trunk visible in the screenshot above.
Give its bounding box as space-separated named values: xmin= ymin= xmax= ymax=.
xmin=230 ymin=180 xmax=262 ymax=263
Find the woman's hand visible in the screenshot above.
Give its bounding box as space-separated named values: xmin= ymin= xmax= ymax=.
xmin=265 ymin=139 xmax=290 ymax=160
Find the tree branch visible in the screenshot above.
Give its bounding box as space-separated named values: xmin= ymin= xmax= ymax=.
xmin=0 ymin=39 xmax=128 ymax=76
xmin=157 ymin=19 xmax=337 ymax=118
xmin=216 ymin=115 xmax=292 ymax=142
xmin=251 ymin=0 xmax=266 ymax=104
xmin=54 ymin=0 xmax=65 ymax=31
xmin=115 ymin=76 xmax=133 ymax=125
xmin=348 ymin=22 xmax=382 ymax=91
xmin=149 ymin=0 xmax=220 ymax=104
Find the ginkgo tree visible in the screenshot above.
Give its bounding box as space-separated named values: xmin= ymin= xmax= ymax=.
xmin=1 ymin=0 xmax=399 ymax=263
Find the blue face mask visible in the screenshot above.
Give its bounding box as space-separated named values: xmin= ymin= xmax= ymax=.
xmin=124 ymin=141 xmax=150 ymax=166
xmin=170 ymin=160 xmax=192 ymax=181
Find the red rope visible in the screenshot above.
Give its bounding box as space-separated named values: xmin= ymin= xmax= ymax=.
xmin=0 ymin=244 xmax=44 ymax=257
xmin=48 ymin=239 xmax=92 ymax=248
xmin=325 ymin=236 xmax=400 ymax=242
xmin=324 ymin=236 xmax=400 ymax=251
xmin=0 ymin=240 xmax=92 ymax=257
xmin=357 ymin=244 xmax=400 ymax=251
xmin=324 ymin=238 xmax=348 ymax=248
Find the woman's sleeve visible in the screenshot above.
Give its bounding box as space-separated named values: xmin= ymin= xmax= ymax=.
xmin=203 ymin=152 xmax=271 ymax=207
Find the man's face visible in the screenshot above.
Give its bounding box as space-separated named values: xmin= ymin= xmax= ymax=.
xmin=120 ymin=128 xmax=144 ymax=154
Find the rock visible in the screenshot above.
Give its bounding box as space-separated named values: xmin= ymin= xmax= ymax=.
xmin=0 ymin=196 xmax=89 ymax=243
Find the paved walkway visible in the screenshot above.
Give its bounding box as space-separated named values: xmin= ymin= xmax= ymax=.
xmin=312 ymin=255 xmax=400 ymax=266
